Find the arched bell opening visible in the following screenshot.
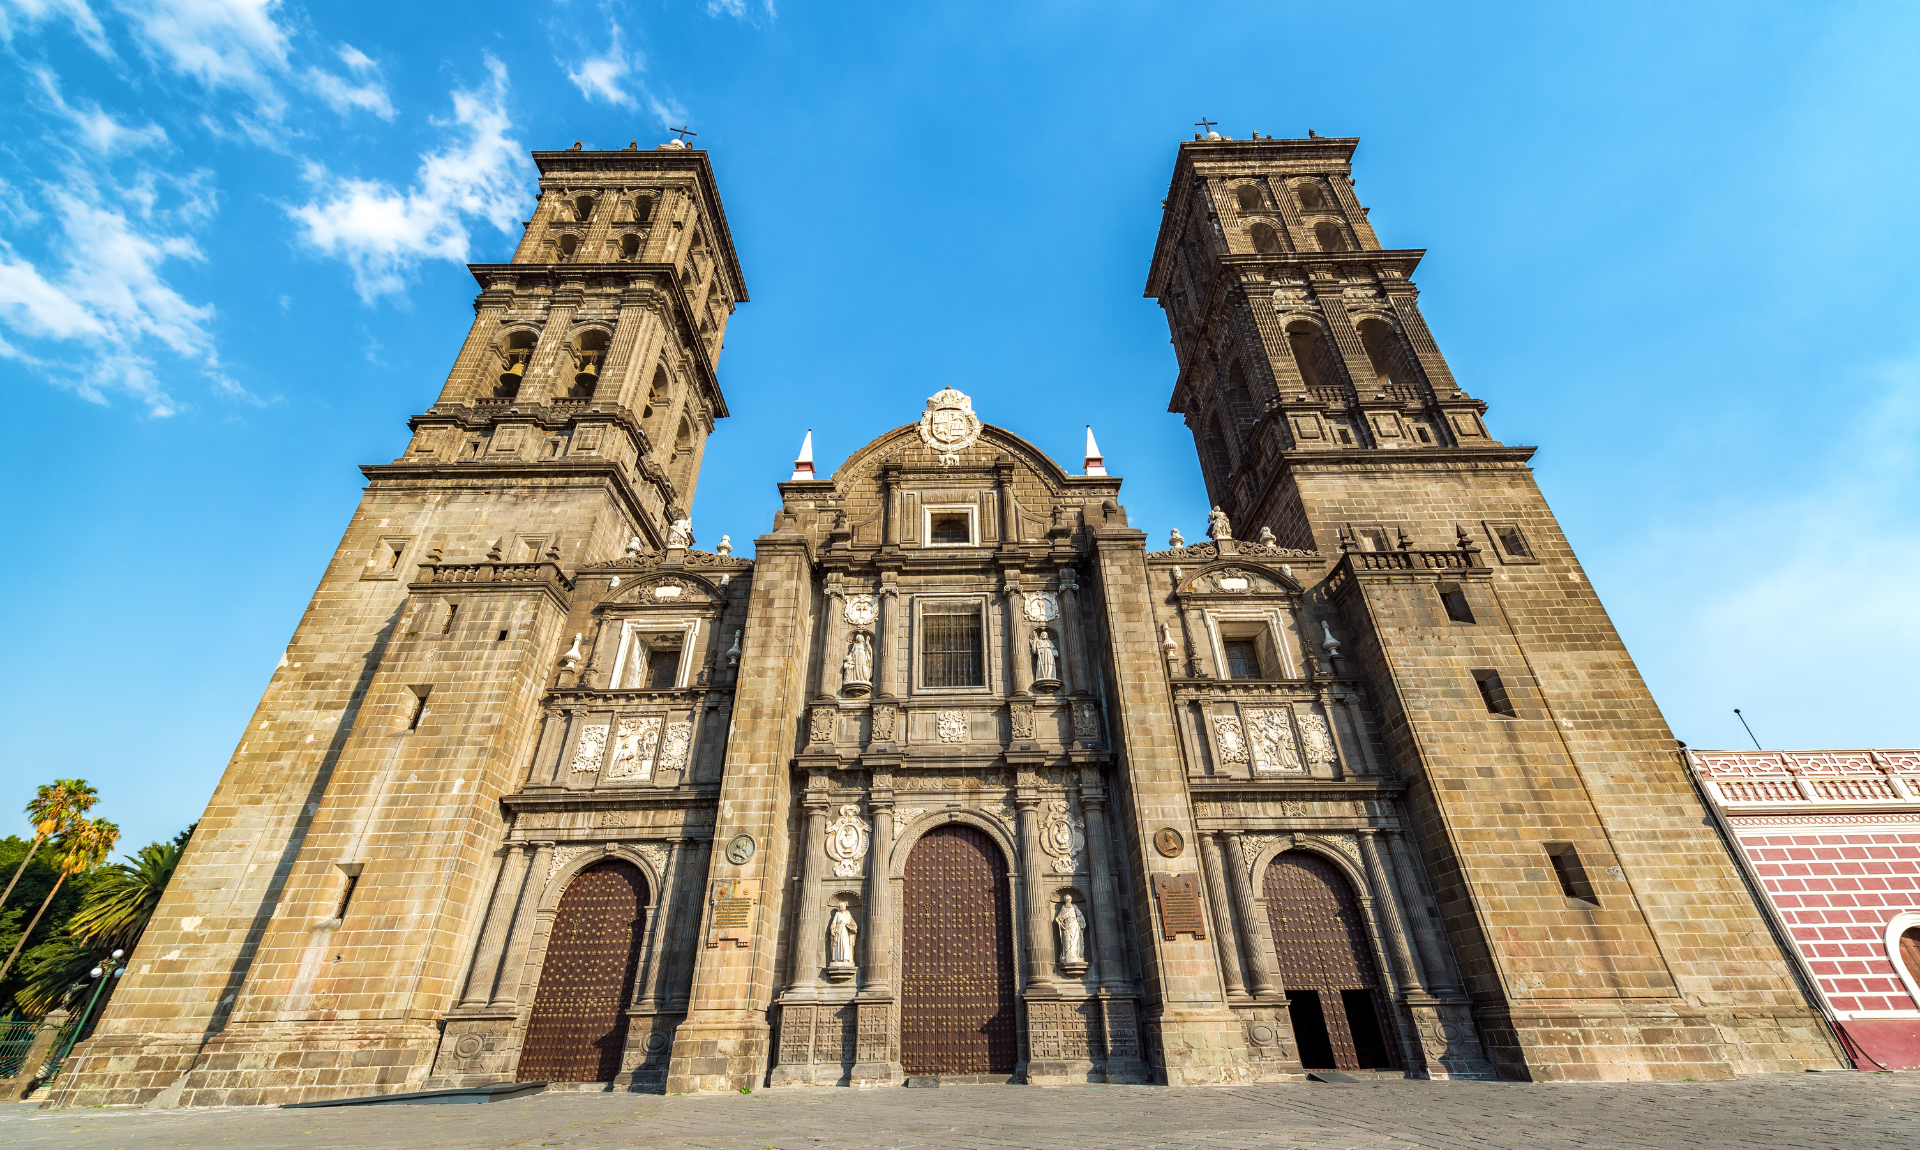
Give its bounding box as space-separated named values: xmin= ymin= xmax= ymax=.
xmin=1262 ymin=850 xmax=1396 ymax=1072
xmin=517 ymin=859 xmax=649 ymax=1083
xmin=570 ymin=329 xmax=611 ymax=397
xmin=495 ymin=330 xmax=538 ymax=397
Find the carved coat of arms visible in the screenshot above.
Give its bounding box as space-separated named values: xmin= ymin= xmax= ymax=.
xmin=917 ymin=387 xmax=982 ymax=464
xmin=843 ymin=593 xmax=878 ymax=627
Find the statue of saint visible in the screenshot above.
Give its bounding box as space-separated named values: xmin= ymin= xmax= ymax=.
xmin=1257 ymin=526 xmax=1276 ymax=546
xmin=827 ymin=903 xmax=859 ymax=966
xmin=843 ymin=631 xmax=872 ymax=685
xmin=1169 ymin=527 xmax=1185 ymax=548
xmin=1031 ymin=628 xmax=1059 ymax=682
xmin=1054 ymin=894 xmax=1086 ymax=967
xmin=667 ymin=517 xmax=693 ymax=548
xmin=1207 ymin=505 xmax=1232 ymax=541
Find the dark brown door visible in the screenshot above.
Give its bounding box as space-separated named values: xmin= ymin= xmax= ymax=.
xmin=518 ymin=860 xmax=648 ymax=1082
xmin=901 ymin=824 xmax=1018 ymax=1075
xmin=1264 ymin=851 xmax=1396 ymax=1070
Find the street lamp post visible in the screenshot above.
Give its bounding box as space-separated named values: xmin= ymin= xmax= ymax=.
xmin=52 ymin=948 xmax=123 ymax=1070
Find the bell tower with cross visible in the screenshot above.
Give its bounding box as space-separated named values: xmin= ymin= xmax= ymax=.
xmin=1143 ymin=131 xmax=1841 ymax=1079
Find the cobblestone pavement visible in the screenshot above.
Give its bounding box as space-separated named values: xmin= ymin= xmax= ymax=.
xmin=2 ymin=1074 xmax=1915 ymax=1150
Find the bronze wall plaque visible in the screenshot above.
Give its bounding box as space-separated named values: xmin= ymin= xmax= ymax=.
xmin=1154 ymin=827 xmax=1185 ymax=857
xmin=706 ymin=879 xmax=757 ymax=947
xmin=1153 ymin=872 xmax=1207 ymax=939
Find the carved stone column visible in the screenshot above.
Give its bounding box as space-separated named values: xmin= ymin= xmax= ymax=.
xmin=1056 ymin=569 xmax=1091 ymax=695
xmin=1077 ymin=772 xmax=1124 ymax=990
xmin=1004 ymin=572 xmax=1034 ymax=697
xmin=1358 ymin=831 xmax=1427 ymax=994
xmin=432 ymin=280 xmax=512 ymax=407
xmin=1179 ymin=603 xmax=1216 ymax=678
xmin=874 ymin=582 xmax=901 ymax=704
xmin=520 ymin=279 xmax=584 ymax=406
xmin=460 ymin=842 xmax=529 ymax=1007
xmin=880 ymin=463 xmax=900 ymax=548
xmin=788 ymin=786 xmax=832 ymax=996
xmin=996 ymin=456 xmax=1020 ymax=544
xmin=821 ymin=581 xmax=849 ymax=700
xmin=638 ymin=840 xmax=683 ymax=1008
xmin=1014 ymin=790 xmax=1058 ymax=994
xmin=1197 ymin=832 xmax=1247 ymax=1001
xmin=1386 ymin=831 xmax=1462 ymax=994
xmin=1222 ymin=831 xmax=1279 ymax=998
xmin=862 ymin=797 xmax=894 ymax=996
xmin=1339 ymin=694 xmax=1383 ymax=775
xmin=666 ymin=838 xmax=709 ymax=1011
xmin=491 ymin=840 xmax=553 ymax=1007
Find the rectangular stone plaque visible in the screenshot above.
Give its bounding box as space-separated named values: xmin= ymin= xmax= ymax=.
xmin=706 ymin=879 xmax=757 ymax=947
xmin=1153 ymin=873 xmax=1207 ymax=940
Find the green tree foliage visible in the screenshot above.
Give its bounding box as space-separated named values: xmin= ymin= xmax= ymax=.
xmin=0 ymin=837 xmax=96 ymax=1017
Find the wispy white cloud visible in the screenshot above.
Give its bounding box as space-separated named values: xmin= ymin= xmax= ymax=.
xmin=0 ymin=167 xmax=238 ymax=416
xmin=289 ymin=57 xmax=534 ymax=300
xmin=0 ymin=0 xmax=111 ymax=54
xmin=306 ymin=41 xmax=394 ymax=119
xmin=565 ymin=21 xmax=641 ymax=108
xmin=703 ymin=0 xmax=774 ymax=20
xmin=34 ymin=67 xmax=169 ymax=153
xmin=113 ymin=0 xmax=291 ymax=110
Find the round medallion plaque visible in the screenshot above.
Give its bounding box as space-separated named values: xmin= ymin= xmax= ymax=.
xmin=1153 ymin=827 xmax=1185 ymax=858
xmin=725 ymin=834 xmax=756 ymax=865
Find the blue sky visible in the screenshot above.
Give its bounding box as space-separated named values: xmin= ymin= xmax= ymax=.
xmin=2 ymin=1 xmax=1917 ymax=855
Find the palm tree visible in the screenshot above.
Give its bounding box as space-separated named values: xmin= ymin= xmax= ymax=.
xmin=0 ymin=817 xmax=118 ymax=984
xmin=17 ymin=828 xmax=192 ymax=1016
xmin=0 ymin=780 xmax=97 ymax=914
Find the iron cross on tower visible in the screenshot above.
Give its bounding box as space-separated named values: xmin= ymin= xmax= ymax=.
xmin=1193 ymin=117 xmax=1217 ymax=136
xmin=669 ymin=125 xmax=698 ymax=142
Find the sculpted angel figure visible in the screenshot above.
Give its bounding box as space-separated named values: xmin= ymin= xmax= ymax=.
xmin=1207 ymin=505 xmax=1232 ymax=541
xmin=1054 ymin=894 xmax=1087 ymax=967
xmin=667 ymin=518 xmax=693 ymax=548
xmin=1031 ymin=627 xmax=1059 ymax=682
xmin=827 ymin=903 xmax=859 ymax=966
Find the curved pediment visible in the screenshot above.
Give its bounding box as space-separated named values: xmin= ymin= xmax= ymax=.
xmin=1176 ymin=560 xmax=1303 ymax=597
xmin=603 ymin=569 xmax=729 ymax=607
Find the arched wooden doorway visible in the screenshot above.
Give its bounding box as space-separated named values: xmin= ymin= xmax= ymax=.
xmin=900 ymin=824 xmax=1018 ymax=1075
xmin=1263 ymin=851 xmax=1395 ymax=1070
xmin=518 ymin=859 xmax=648 ymax=1082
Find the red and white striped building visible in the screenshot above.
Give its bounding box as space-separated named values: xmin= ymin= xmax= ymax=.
xmin=1688 ymin=748 xmax=1920 ymax=1070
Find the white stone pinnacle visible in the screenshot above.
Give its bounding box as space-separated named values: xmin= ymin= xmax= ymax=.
xmin=791 ymin=429 xmax=815 ymax=481
xmin=1083 ymin=425 xmax=1107 ymax=477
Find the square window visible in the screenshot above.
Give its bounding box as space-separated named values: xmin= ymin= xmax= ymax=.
xmin=1472 ymin=669 xmax=1515 ymax=716
xmin=646 ymin=648 xmax=682 ymax=688
xmin=1438 ymin=583 xmax=1475 ymax=624
xmin=363 ymin=537 xmax=412 ymax=580
xmin=1223 ymin=639 xmax=1261 ymax=680
xmin=922 ymin=505 xmax=978 ymax=547
xmin=920 ymin=603 xmax=985 ymax=688
xmin=1483 ymin=521 xmax=1538 ymax=563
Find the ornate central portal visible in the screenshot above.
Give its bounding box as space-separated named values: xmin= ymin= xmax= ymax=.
xmin=518 ymin=860 xmax=649 ymax=1082
xmin=901 ymin=824 xmax=1018 ymax=1075
xmin=1263 ymin=851 xmax=1395 ymax=1071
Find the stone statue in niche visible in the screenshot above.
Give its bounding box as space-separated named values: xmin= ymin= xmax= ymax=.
xmin=825 ymin=901 xmax=859 ymax=980
xmin=1031 ymin=628 xmax=1061 ymax=689
xmin=841 ymin=631 xmax=873 ymax=695
xmin=1054 ymin=894 xmax=1088 ymax=972
xmin=667 ymin=518 xmax=693 ymax=548
xmin=1207 ymin=506 xmax=1233 ymax=542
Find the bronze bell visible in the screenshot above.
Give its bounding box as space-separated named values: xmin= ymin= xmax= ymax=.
xmin=573 ymin=360 xmax=599 ymax=389
xmin=498 ymin=360 xmax=526 ymax=388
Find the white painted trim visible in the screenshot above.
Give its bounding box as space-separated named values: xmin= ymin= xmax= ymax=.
xmin=1885 ymin=909 xmax=1920 ymax=1010
xmin=1202 ymin=608 xmax=1294 ymax=680
xmin=920 ymin=504 xmax=979 ymax=548
xmin=608 ymin=617 xmax=703 ymax=689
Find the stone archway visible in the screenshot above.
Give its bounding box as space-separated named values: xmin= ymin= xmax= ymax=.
xmin=900 ymin=823 xmax=1018 ymax=1075
xmin=1262 ymin=850 xmax=1395 ymax=1071
xmin=518 ymin=859 xmax=649 ymax=1082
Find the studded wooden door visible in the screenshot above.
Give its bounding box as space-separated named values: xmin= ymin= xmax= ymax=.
xmin=518 ymin=860 xmax=648 ymax=1082
xmin=901 ymin=824 xmax=1018 ymax=1075
xmin=1263 ymin=851 xmax=1396 ymax=1070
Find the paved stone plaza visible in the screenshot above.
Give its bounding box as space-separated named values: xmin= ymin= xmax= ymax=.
xmin=4 ymin=1075 xmax=1916 ymax=1150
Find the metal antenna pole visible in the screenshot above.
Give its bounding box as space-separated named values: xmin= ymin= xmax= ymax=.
xmin=1733 ymin=708 xmax=1762 ymax=751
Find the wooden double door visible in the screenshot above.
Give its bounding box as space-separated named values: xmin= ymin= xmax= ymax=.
xmin=900 ymin=824 xmax=1019 ymax=1075
xmin=1264 ymin=851 xmax=1396 ymax=1071
xmin=518 ymin=860 xmax=649 ymax=1082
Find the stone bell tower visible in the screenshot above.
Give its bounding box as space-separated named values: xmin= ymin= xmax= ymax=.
xmin=1144 ymin=130 xmax=1843 ymax=1079
xmin=53 ymin=139 xmax=749 ymax=1108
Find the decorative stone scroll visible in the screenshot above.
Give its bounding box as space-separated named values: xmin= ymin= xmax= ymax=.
xmin=825 ymin=804 xmax=871 ymax=878
xmin=842 ymin=593 xmax=878 ymax=627
xmin=570 ymin=723 xmax=609 ymax=772
xmin=893 ymin=808 xmax=927 ymax=841
xmin=1022 ymin=592 xmax=1059 ymax=623
xmin=937 ymin=710 xmax=967 ymax=743
xmin=1246 ymin=708 xmax=1303 ymax=775
xmin=1072 ymin=699 xmax=1101 ymax=741
xmin=548 ymin=845 xmax=590 ymax=885
xmin=809 ymin=706 xmax=836 ymax=745
xmin=1297 ymin=712 xmax=1338 ymax=771
xmin=1212 ymin=713 xmax=1250 ymax=764
xmin=606 ymin=716 xmax=663 ymax=780
xmin=658 ymin=721 xmax=692 ymax=771
xmin=1040 ymin=799 xmax=1084 ymax=874
xmin=871 ymin=704 xmax=897 ymax=742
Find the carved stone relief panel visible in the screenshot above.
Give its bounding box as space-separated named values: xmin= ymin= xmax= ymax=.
xmin=1245 ymin=707 xmax=1304 ymax=775
xmin=606 ymin=716 xmax=663 ymax=781
xmin=1212 ymin=713 xmax=1250 ymax=765
xmin=937 ymin=710 xmax=967 ymax=743
xmin=657 ymin=721 xmax=693 ymax=771
xmin=825 ymin=804 xmax=871 ymax=878
xmin=570 ymin=723 xmax=610 ymax=773
xmin=1298 ymin=711 xmax=1339 ymax=772
xmin=1039 ymin=799 xmax=1085 ymax=875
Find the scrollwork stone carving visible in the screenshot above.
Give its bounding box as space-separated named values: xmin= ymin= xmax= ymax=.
xmin=1040 ymin=799 xmax=1085 ymax=874
xmin=937 ymin=710 xmax=967 ymax=743
xmin=824 ymin=804 xmax=871 ymax=878
xmin=1298 ymin=712 xmax=1339 ymax=771
xmin=1212 ymin=713 xmax=1250 ymax=764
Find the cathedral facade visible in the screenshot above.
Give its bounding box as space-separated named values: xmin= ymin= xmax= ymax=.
xmin=52 ymin=134 xmax=1843 ymax=1108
